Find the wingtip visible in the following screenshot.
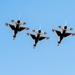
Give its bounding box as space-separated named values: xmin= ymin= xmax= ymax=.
xmin=26 ymin=28 xmax=30 ymax=30
xmin=11 ymin=20 xmax=14 ymax=22
xmin=47 ymin=37 xmax=50 ymax=40
xmin=27 ymin=33 xmax=30 ymax=36
xmin=58 ymin=25 xmax=61 ymax=28
xmin=70 ymin=28 xmax=73 ymax=30
xmin=72 ymin=33 xmax=75 ymax=36
xmin=32 ymin=30 xmax=35 ymax=32
xmin=23 ymin=22 xmax=26 ymax=25
xmin=52 ymin=29 xmax=54 ymax=32
xmin=44 ymin=32 xmax=47 ymax=34
xmin=5 ymin=23 xmax=8 ymax=26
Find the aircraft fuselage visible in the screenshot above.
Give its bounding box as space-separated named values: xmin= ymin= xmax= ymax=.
xmin=35 ymin=34 xmax=40 ymax=44
xmin=14 ymin=24 xmax=20 ymax=33
xmin=61 ymin=30 xmax=66 ymax=37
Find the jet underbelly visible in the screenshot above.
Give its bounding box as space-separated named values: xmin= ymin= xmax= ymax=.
xmin=14 ymin=25 xmax=19 ymax=34
xmin=62 ymin=30 xmax=66 ymax=37
xmin=35 ymin=34 xmax=40 ymax=43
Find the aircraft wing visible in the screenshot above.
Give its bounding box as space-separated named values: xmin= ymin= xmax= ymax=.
xmin=5 ymin=23 xmax=15 ymax=30
xmin=27 ymin=33 xmax=36 ymax=40
xmin=18 ymin=27 xmax=29 ymax=32
xmin=20 ymin=22 xmax=26 ymax=25
xmin=52 ymin=29 xmax=61 ymax=36
xmin=39 ymin=36 xmax=49 ymax=41
xmin=64 ymin=33 xmax=73 ymax=37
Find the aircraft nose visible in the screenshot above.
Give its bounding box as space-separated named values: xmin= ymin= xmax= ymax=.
xmin=17 ymin=20 xmax=20 ymax=23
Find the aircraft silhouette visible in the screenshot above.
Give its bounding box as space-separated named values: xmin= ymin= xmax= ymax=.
xmin=27 ymin=29 xmax=49 ymax=48
xmin=52 ymin=25 xmax=75 ymax=46
xmin=5 ymin=20 xmax=29 ymax=40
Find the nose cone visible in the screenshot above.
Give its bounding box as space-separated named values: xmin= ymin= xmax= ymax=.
xmin=17 ymin=20 xmax=20 ymax=23
xmin=38 ymin=30 xmax=41 ymax=33
xmin=64 ymin=26 xmax=67 ymax=29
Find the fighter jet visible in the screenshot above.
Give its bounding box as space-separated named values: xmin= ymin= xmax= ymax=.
xmin=27 ymin=29 xmax=49 ymax=48
xmin=5 ymin=20 xmax=29 ymax=40
xmin=52 ymin=25 xmax=75 ymax=46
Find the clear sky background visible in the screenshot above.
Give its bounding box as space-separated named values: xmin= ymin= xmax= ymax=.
xmin=0 ymin=0 xmax=75 ymax=75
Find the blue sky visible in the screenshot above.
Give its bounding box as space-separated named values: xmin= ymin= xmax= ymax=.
xmin=0 ymin=0 xmax=75 ymax=75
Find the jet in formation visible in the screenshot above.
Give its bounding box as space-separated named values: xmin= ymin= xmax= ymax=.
xmin=5 ymin=20 xmax=29 ymax=40
xmin=52 ymin=25 xmax=75 ymax=46
xmin=27 ymin=29 xmax=49 ymax=48
xmin=5 ymin=20 xmax=75 ymax=47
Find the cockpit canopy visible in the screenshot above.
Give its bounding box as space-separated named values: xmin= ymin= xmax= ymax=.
xmin=64 ymin=26 xmax=67 ymax=29
xmin=17 ymin=20 xmax=20 ymax=23
xmin=38 ymin=30 xmax=41 ymax=33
